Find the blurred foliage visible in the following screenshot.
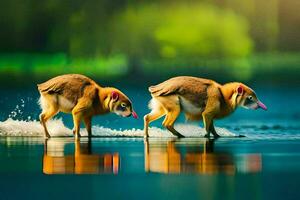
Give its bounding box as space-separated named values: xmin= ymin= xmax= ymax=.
xmin=141 ymin=52 xmax=300 ymax=82
xmin=0 ymin=54 xmax=128 ymax=78
xmin=0 ymin=0 xmax=299 ymax=84
xmin=111 ymin=3 xmax=252 ymax=58
xmin=0 ymin=52 xmax=299 ymax=85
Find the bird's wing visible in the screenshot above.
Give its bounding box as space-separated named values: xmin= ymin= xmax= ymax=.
xmin=37 ymin=74 xmax=94 ymax=102
xmin=149 ymin=76 xmax=212 ymax=97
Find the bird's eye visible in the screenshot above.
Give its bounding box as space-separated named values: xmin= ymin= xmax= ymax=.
xmin=121 ymin=103 xmax=126 ymax=108
xmin=248 ymin=96 xmax=253 ymax=100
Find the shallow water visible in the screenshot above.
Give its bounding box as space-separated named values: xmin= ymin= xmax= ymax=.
xmin=0 ymin=137 xmax=300 ymax=200
xmin=0 ymin=85 xmax=300 ymax=199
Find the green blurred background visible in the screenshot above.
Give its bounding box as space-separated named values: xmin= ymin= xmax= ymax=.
xmin=0 ymin=0 xmax=299 ymax=86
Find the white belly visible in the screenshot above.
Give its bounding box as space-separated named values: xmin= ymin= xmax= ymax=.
xmin=58 ymin=96 xmax=75 ymax=112
xmin=180 ymin=97 xmax=203 ymax=114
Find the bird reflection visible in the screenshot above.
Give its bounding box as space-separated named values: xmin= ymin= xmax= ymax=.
xmin=43 ymin=138 xmax=119 ymax=174
xmin=144 ymin=138 xmax=261 ymax=174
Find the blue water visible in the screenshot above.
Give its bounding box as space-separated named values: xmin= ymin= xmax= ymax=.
xmin=1 ymin=84 xmax=299 ymax=129
xmin=0 ymin=84 xmax=300 ymax=200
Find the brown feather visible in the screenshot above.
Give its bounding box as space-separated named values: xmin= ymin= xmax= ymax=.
xmin=149 ymin=76 xmax=217 ymax=108
xmin=149 ymin=76 xmax=213 ymax=96
xmin=37 ymin=74 xmax=96 ymax=103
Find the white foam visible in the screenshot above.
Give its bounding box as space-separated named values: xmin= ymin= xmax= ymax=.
xmin=91 ymin=124 xmax=236 ymax=137
xmin=0 ymin=118 xmax=236 ymax=137
xmin=0 ymin=118 xmax=71 ymax=137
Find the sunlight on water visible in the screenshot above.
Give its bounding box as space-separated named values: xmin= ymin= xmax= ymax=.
xmin=0 ymin=118 xmax=236 ymax=137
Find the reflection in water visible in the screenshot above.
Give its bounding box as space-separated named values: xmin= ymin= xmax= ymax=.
xmin=42 ymin=138 xmax=261 ymax=175
xmin=43 ymin=138 xmax=119 ymax=174
xmin=145 ymin=139 xmax=261 ymax=174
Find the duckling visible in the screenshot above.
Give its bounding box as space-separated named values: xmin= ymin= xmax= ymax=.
xmin=144 ymin=76 xmax=267 ymax=138
xmin=38 ymin=74 xmax=138 ymax=138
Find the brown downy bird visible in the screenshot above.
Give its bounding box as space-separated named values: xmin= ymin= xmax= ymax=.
xmin=37 ymin=74 xmax=138 ymax=138
xmin=144 ymin=76 xmax=267 ymax=138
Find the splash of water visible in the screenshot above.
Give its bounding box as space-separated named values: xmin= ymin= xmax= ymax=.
xmin=0 ymin=118 xmax=236 ymax=137
xmin=0 ymin=118 xmax=71 ymax=137
xmin=7 ymin=98 xmax=34 ymax=121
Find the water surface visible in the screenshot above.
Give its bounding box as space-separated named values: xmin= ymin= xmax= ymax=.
xmin=0 ymin=85 xmax=299 ymax=200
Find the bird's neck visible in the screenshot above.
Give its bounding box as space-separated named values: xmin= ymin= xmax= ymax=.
xmin=98 ymin=87 xmax=114 ymax=113
xmin=220 ymin=83 xmax=239 ymax=112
